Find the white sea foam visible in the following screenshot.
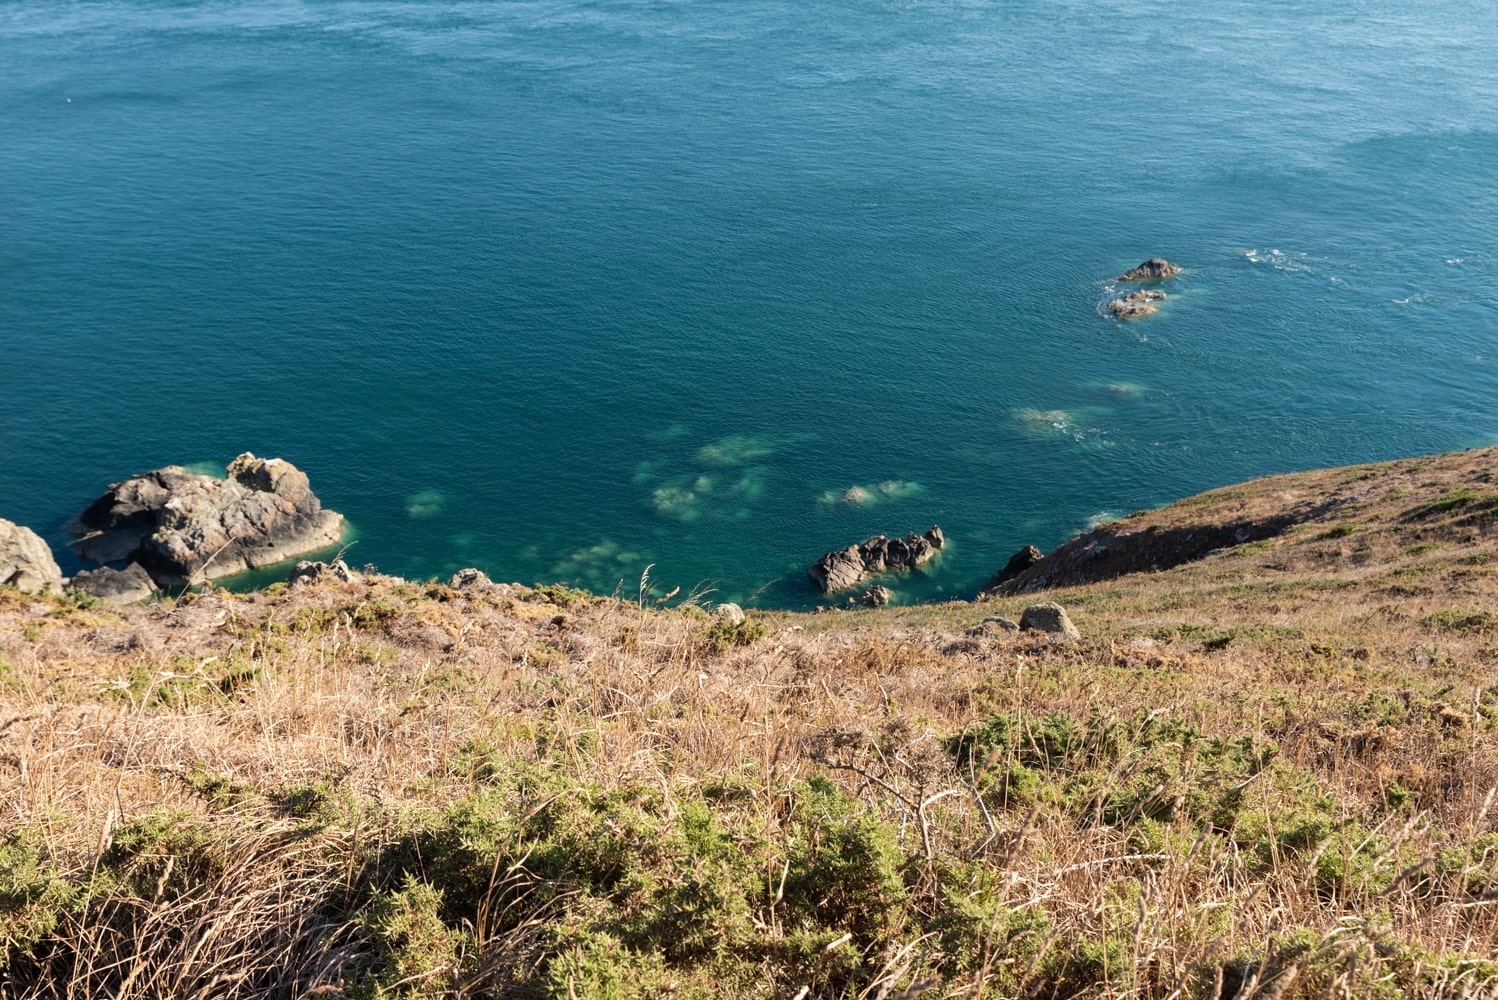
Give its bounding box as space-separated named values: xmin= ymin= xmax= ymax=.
xmin=1242 ymin=247 xmax=1314 ymax=272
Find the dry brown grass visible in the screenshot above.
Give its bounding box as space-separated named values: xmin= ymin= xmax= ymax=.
xmin=4 ymin=449 xmax=1498 ymax=998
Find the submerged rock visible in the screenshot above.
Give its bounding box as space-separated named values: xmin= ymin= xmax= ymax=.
xmin=1020 ymin=602 xmax=1081 ymax=638
xmin=1107 ymin=289 xmax=1166 ymax=319
xmin=70 ymin=453 xmax=344 ymax=587
xmin=71 ymin=562 xmax=155 ymax=604
xmin=808 ymin=525 xmax=944 ymax=595
xmin=842 ymin=486 xmax=872 ymax=505
xmin=1116 ymin=258 xmax=1181 ymax=281
xmin=0 ymin=518 xmax=63 ymax=594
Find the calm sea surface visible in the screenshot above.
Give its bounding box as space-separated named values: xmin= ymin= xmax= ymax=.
xmin=4 ymin=1 xmax=1498 ymax=606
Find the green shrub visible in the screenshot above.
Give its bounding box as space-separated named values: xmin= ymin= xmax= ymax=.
xmin=1434 ymin=833 xmax=1498 ymax=898
xmin=100 ymin=810 xmax=228 ymax=901
xmin=703 ymin=616 xmax=767 ymax=652
xmin=355 ymin=875 xmax=462 ymax=998
xmin=952 ymin=710 xmax=1274 ymax=829
xmin=1422 ymin=610 xmax=1498 ymax=635
xmin=347 ymin=598 xmax=402 ymax=629
xmin=0 ymin=831 xmax=77 ymax=972
xmin=182 ymin=762 xmax=256 ymax=810
xmin=781 ymin=777 xmax=909 ymax=945
xmin=1404 ymin=488 xmax=1498 ymax=520
xmin=929 ymin=862 xmax=1050 ymax=984
xmin=1036 ymin=934 xmax=1132 ymax=997
xmin=542 ymin=930 xmax=678 ymax=1000
xmin=524 ymin=584 xmax=592 ymax=609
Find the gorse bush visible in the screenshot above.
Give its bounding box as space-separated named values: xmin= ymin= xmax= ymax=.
xmin=8 ymin=700 xmax=1486 ymax=998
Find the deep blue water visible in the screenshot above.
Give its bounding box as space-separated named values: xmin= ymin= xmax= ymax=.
xmin=4 ymin=0 xmax=1498 ymax=607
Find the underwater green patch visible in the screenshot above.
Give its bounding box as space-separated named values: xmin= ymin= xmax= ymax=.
xmin=404 ymin=489 xmax=447 ymax=520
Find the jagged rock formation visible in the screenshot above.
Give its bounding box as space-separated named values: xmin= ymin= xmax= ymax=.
xmin=856 ymin=585 xmax=892 ymax=608
xmin=0 ymin=518 xmax=63 ymax=594
xmin=980 ymin=545 xmax=1045 ymax=596
xmin=1116 ymin=257 xmax=1181 ymax=281
xmin=69 ymin=454 xmax=344 ymax=587
xmin=1020 ymin=602 xmax=1080 ymax=638
xmin=70 ymin=563 xmax=156 ymax=604
xmin=1107 ymin=289 xmax=1166 ymax=319
xmin=808 ymin=526 xmax=944 ymax=595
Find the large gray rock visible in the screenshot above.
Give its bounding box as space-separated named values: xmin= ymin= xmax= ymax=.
xmin=0 ymin=518 xmax=64 ymax=594
xmin=1019 ymin=602 xmax=1081 ymax=639
xmin=711 ymin=602 xmax=746 ymax=624
xmin=70 ymin=562 xmax=156 ymax=604
xmin=1116 ymin=258 xmax=1181 ymax=281
xmin=69 ymin=453 xmax=344 ymax=587
xmin=809 ymin=525 xmax=944 ymax=595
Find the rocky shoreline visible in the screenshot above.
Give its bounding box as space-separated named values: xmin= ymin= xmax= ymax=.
xmin=11 ymin=444 xmax=1497 ymax=615
xmin=1 ymin=454 xmax=345 ymax=603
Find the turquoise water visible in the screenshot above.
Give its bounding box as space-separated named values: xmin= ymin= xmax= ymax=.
xmin=4 ymin=1 xmax=1498 ymax=607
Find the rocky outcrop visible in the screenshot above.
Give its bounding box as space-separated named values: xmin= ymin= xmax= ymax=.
xmin=1116 ymin=258 xmax=1181 ymax=281
xmin=69 ymin=454 xmax=344 ymax=587
xmin=449 ymin=568 xmax=494 ymax=590
xmin=71 ymin=563 xmax=155 ymax=604
xmin=1107 ymin=289 xmax=1165 ymax=319
xmin=856 ymin=585 xmax=892 ymax=608
xmin=0 ymin=518 xmax=64 ymax=594
xmin=808 ymin=526 xmax=944 ymax=595
xmin=1020 ymin=603 xmax=1080 ymax=638
xmin=979 ymin=545 xmax=1045 ymax=596
xmin=288 ymin=559 xmax=359 ymax=588
xmin=989 ymin=514 xmax=1305 ymax=596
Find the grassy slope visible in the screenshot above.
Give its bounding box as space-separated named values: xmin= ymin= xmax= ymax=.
xmin=4 ymin=449 xmax=1498 ymax=998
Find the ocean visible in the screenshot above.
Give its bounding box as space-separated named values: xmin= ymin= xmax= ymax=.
xmin=4 ymin=0 xmax=1498 ymax=607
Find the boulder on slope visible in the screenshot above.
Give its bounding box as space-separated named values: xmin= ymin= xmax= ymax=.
xmin=0 ymin=518 xmax=63 ymax=594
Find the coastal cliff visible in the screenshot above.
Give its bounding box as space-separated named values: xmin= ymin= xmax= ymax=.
xmin=4 ymin=449 xmax=1498 ymax=997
